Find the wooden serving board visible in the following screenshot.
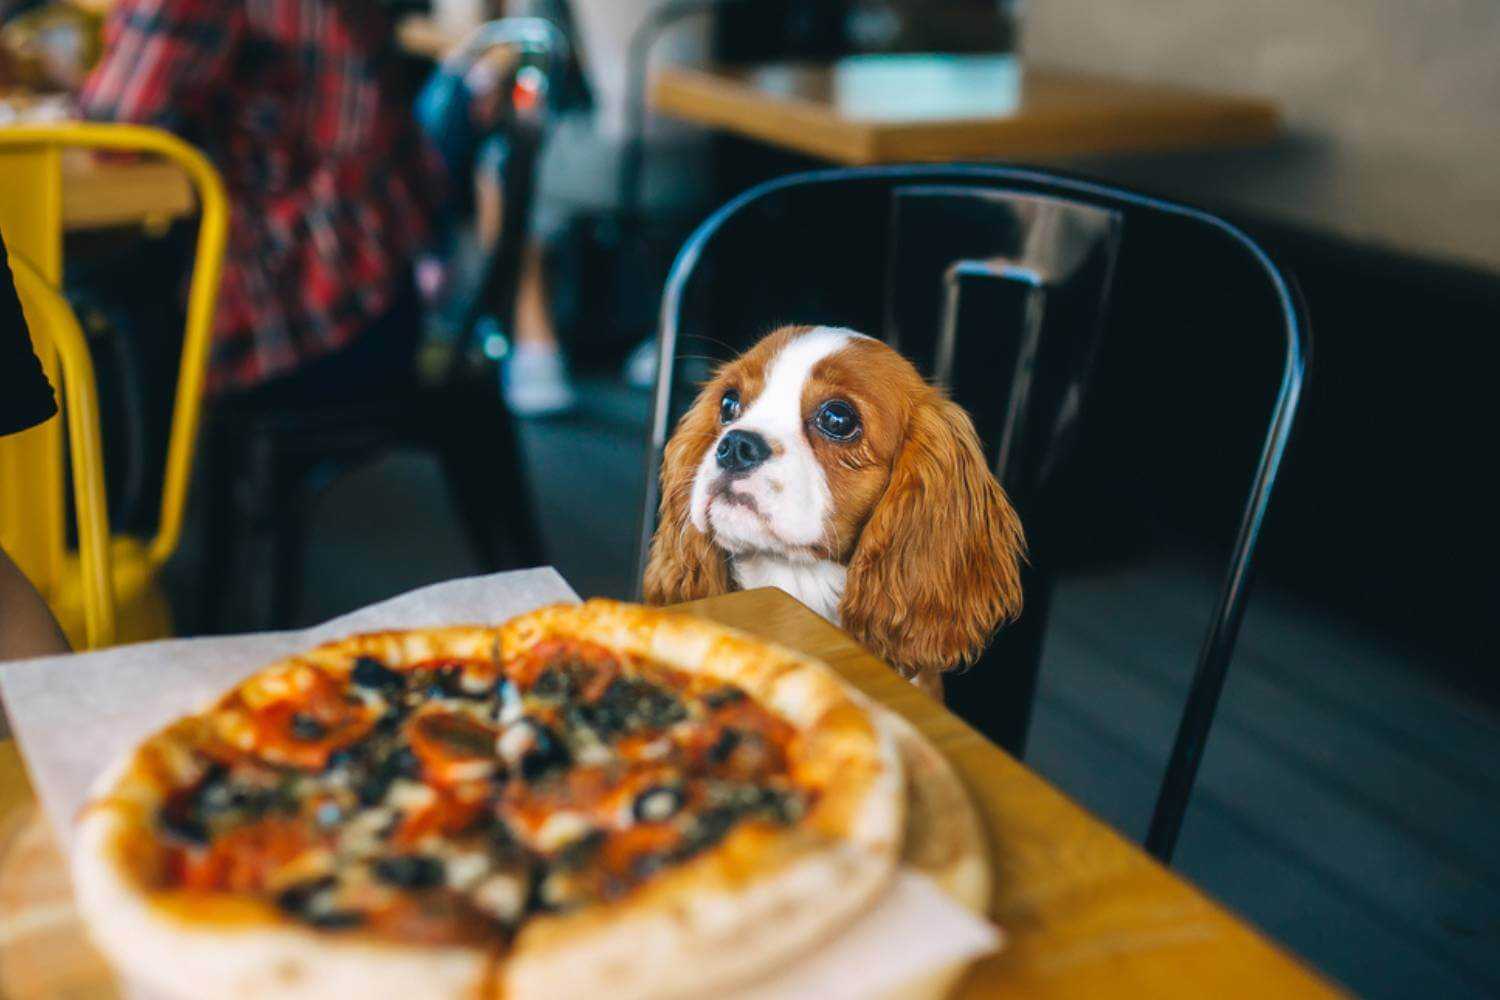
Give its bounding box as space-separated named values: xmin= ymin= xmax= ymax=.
xmin=0 ymin=712 xmax=991 ymax=1000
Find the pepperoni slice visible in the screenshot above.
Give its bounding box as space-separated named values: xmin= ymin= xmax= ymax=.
xmin=407 ymin=710 xmax=499 ymax=786
xmin=176 ymin=818 xmax=322 ymax=894
xmin=221 ymin=667 xmax=377 ymax=771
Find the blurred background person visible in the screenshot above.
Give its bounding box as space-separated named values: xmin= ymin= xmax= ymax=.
xmin=416 ymin=15 xmax=587 ymax=417
xmin=416 ymin=0 xmax=712 ymax=412
xmin=77 ymin=0 xmax=444 ymax=410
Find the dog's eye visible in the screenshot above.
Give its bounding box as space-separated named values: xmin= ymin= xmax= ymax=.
xmin=719 ymin=390 xmax=741 ymax=425
xmin=813 ymin=400 xmax=860 ymax=441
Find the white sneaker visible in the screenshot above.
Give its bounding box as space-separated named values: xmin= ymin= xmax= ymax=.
xmin=624 ymin=337 xmax=659 ymax=390
xmin=502 ymin=343 xmax=576 ymax=417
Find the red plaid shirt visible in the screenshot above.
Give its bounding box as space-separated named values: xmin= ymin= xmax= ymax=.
xmin=80 ymin=0 xmax=444 ymax=393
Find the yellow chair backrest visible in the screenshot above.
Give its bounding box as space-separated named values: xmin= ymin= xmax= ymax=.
xmin=7 ymin=253 xmax=115 ymax=648
xmin=0 ymin=123 xmax=228 ymax=645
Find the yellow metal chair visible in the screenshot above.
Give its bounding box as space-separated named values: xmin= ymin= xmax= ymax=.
xmin=0 ymin=123 xmax=228 ymax=648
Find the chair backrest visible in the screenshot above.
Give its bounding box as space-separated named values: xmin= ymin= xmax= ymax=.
xmin=418 ymin=17 xmax=570 ymax=356
xmin=6 ymin=253 xmax=115 ymax=648
xmin=636 ymin=165 xmax=1310 ymax=862
xmin=0 ymin=124 xmax=228 ymax=638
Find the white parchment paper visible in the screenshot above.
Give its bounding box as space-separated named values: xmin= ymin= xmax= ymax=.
xmin=0 ymin=569 xmax=998 ymax=998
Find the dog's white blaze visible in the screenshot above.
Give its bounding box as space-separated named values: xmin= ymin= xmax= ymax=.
xmin=731 ymin=555 xmax=848 ymax=624
xmin=690 ymin=327 xmax=855 ymax=552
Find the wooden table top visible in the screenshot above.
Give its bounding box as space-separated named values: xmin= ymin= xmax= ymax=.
xmin=0 ymin=588 xmax=1339 ymax=997
xmin=0 ymin=117 xmax=196 ymax=231
xmin=57 ymin=150 xmax=195 ymax=231
xmin=395 ymin=13 xmax=459 ymax=61
xmin=653 ymin=59 xmax=1280 ymax=165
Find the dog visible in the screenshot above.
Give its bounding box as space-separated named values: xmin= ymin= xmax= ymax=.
xmin=644 ymin=325 xmax=1026 ymax=694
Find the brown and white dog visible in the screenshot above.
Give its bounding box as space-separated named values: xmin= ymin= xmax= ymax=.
xmin=644 ymin=325 xmax=1026 ymax=694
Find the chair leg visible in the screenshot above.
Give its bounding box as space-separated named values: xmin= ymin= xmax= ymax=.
xmin=240 ymin=426 xmax=311 ymax=631
xmin=430 ymin=383 xmax=546 ymax=572
xmin=269 ymin=448 xmax=314 ymax=631
xmin=198 ymin=415 xmax=241 ymax=634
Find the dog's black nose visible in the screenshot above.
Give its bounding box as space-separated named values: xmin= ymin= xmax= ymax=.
xmin=716 ymin=430 xmax=771 ymax=474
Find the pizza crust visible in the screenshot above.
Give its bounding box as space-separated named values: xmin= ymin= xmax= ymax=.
xmin=72 ymin=822 xmax=489 ymax=998
xmin=496 ymin=602 xmax=906 ymax=999
xmin=72 ymin=640 xmax=502 ymax=1000
xmin=72 ymin=602 xmax=905 ymax=1000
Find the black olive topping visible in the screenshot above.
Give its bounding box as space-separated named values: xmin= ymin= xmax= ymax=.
xmin=158 ymin=808 xmax=208 ymax=845
xmin=707 ymin=728 xmax=741 ymax=764
xmin=683 ymin=807 xmax=739 ymax=853
xmin=519 ymin=722 xmax=571 ymax=781
xmin=524 ymin=865 xmax=556 ymax=913
xmin=530 ymin=666 xmax=574 ymax=701
xmin=703 ymin=686 xmax=747 ymax=710
xmin=372 ymin=855 xmax=447 ymax=889
xmin=632 ymin=785 xmax=685 ymax=823
xmin=588 ymin=677 xmax=686 ymax=734
xmin=390 ymin=745 xmax=423 ymax=777
xmin=563 ymin=703 xmax=601 ymax=739
xmin=554 ymin=829 xmax=606 ymax=870
xmin=200 ymin=782 xmax=282 ymax=820
xmin=355 ymin=745 xmax=423 ymax=805
xmin=189 ymin=765 xmax=236 ymax=816
xmin=276 ymin=876 xmax=338 ymax=915
xmin=324 ymin=747 xmax=357 ymax=772
xmin=631 ymin=852 xmax=669 ymax=880
xmin=375 ymin=704 xmax=407 ymax=733
xmin=305 ymin=909 xmax=366 ymax=930
xmin=290 ymin=713 xmax=328 ymax=741
xmin=160 ymin=649 xmax=813 ymax=933
xmin=637 ymin=684 xmax=687 ymax=729
xmin=352 ymin=657 xmax=404 ymax=693
xmin=489 ymin=820 xmax=525 ymax=864
xmin=355 ymin=762 xmax=393 ymax=806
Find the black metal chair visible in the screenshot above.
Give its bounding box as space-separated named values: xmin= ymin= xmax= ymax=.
xmin=634 ymin=165 xmax=1310 ymax=863
xmin=199 ymin=19 xmax=564 ymax=632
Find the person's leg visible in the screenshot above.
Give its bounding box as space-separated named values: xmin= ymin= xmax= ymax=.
xmin=473 ymin=129 xmax=574 ymax=416
xmin=501 ymin=240 xmax=575 ymax=416
xmin=514 ymin=241 xmax=558 ymax=349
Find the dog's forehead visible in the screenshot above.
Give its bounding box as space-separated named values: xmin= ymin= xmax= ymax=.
xmin=764 ymin=327 xmax=860 ymax=385
xmin=722 ymin=326 xmax=865 ymax=394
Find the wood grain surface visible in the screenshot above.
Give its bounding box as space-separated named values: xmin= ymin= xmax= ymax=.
xmin=0 ymin=589 xmax=1340 ymax=997
xmin=0 ymin=120 xmax=195 ymax=232
xmin=652 ymin=62 xmax=1280 ymax=165
xmin=58 ymin=150 xmax=194 ymax=231
xmin=673 ymin=590 xmax=1341 ymax=998
xmin=395 ymin=14 xmax=459 ymax=61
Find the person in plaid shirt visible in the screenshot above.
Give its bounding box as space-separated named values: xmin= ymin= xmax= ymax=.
xmin=79 ymin=0 xmax=445 ymax=396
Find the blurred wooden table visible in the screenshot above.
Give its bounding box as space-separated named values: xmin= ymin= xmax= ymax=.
xmin=56 ymin=150 xmax=195 ymax=230
xmin=0 ymin=588 xmax=1338 ymax=998
xmin=653 ymin=60 xmax=1280 ymax=165
xmin=0 ymin=114 xmax=195 ymax=231
xmin=395 ymin=13 xmax=458 ymax=60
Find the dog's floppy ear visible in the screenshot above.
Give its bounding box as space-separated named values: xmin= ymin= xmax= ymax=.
xmin=841 ymin=396 xmax=1025 ymax=678
xmin=643 ymin=391 xmax=733 ymax=605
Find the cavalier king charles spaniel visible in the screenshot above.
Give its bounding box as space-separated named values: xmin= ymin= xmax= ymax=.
xmin=644 ymin=325 xmax=1026 ymax=694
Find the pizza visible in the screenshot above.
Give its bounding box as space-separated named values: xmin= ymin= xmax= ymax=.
xmin=71 ymin=601 xmax=904 ymax=999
